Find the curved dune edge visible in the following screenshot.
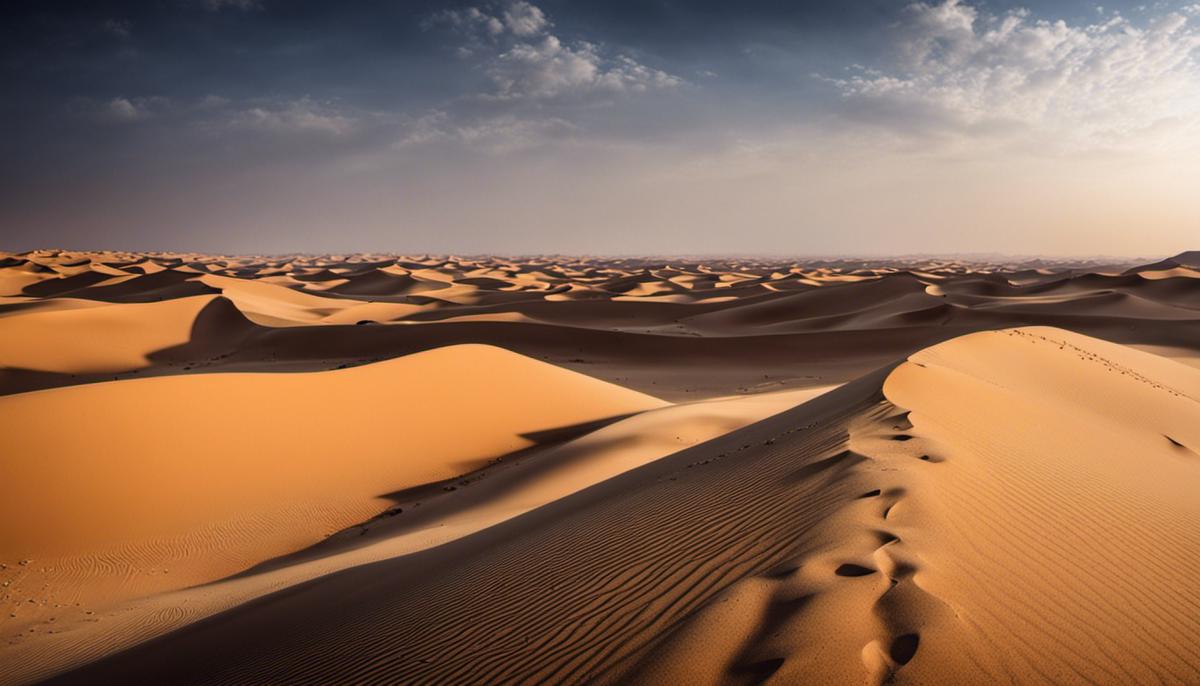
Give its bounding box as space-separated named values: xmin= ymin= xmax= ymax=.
xmin=25 ymin=326 xmax=1200 ymax=686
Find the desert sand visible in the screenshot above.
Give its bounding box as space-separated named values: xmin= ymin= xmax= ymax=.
xmin=4 ymin=250 xmax=1200 ymax=684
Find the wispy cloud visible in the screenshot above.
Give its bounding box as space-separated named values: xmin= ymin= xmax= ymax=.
xmin=825 ymin=0 xmax=1200 ymax=149
xmin=396 ymin=1 xmax=686 ymax=153
xmin=202 ymin=0 xmax=262 ymax=12
xmin=227 ymin=97 xmax=357 ymax=136
xmin=429 ymin=1 xmax=683 ymax=101
xmin=106 ymin=98 xmax=142 ymax=121
xmin=82 ymin=94 xmax=366 ymax=140
xmin=95 ymin=96 xmax=172 ymax=123
xmin=394 ymin=109 xmax=576 ymax=153
xmin=101 ymin=19 xmax=132 ymax=39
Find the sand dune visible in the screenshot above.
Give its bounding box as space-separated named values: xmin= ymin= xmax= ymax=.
xmin=2 ymin=342 xmax=664 ymax=555
xmin=3 ymin=250 xmax=1198 ymax=401
xmin=0 ymin=295 xmax=230 ymax=374
xmin=23 ymin=326 xmax=1199 ymax=686
xmin=5 ymin=250 xmax=1200 ymax=685
xmin=634 ymin=328 xmax=1200 ymax=684
xmin=1 ymin=385 xmax=832 ymax=685
xmin=0 ymin=344 xmax=664 ymax=680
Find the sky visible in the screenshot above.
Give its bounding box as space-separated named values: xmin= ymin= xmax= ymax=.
xmin=2 ymin=0 xmax=1199 ymax=256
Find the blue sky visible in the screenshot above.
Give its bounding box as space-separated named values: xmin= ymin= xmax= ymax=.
xmin=3 ymin=0 xmax=1199 ymax=255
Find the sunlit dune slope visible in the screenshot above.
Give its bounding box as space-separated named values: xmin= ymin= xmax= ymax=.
xmin=635 ymin=327 xmax=1200 ymax=685
xmin=0 ymin=386 xmax=832 ymax=686
xmin=0 ymin=344 xmax=664 ymax=620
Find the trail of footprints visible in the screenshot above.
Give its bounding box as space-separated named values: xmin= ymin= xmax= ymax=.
xmin=850 ymin=408 xmax=941 ymax=685
xmin=712 ymin=405 xmax=944 ymax=685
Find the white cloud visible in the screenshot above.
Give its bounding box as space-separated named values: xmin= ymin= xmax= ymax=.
xmin=431 ymin=1 xmax=683 ymax=101
xmin=395 ymin=110 xmax=576 ymax=153
xmin=85 ymin=94 xmax=367 ymax=139
xmin=827 ymin=0 xmax=1200 ymax=149
xmin=403 ymin=1 xmax=683 ymax=154
xmin=106 ymin=98 xmax=143 ymax=121
xmin=502 ymin=1 xmax=548 ymax=37
xmin=96 ymin=97 xmax=171 ymax=123
xmin=228 ymin=98 xmax=357 ymax=136
xmin=429 ymin=7 xmax=504 ymax=38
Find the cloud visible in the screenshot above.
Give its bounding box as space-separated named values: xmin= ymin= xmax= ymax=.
xmin=826 ymin=0 xmax=1200 ymax=149
xmin=79 ymin=2 xmax=683 ymax=164
xmin=94 ymin=97 xmax=172 ymax=123
xmin=395 ymin=110 xmax=576 ymax=153
xmin=106 ymin=98 xmax=143 ymax=121
xmin=502 ymin=1 xmax=548 ymax=37
xmin=428 ymin=7 xmax=504 ymax=39
xmin=203 ymin=0 xmax=262 ymax=12
xmin=400 ymin=1 xmax=685 ymax=155
xmin=485 ymin=36 xmax=683 ymax=99
xmin=227 ymin=98 xmax=357 ymax=136
xmin=89 ymin=95 xmax=358 ymax=137
xmin=101 ymin=19 xmax=131 ymax=39
xmin=430 ymin=1 xmax=683 ymax=101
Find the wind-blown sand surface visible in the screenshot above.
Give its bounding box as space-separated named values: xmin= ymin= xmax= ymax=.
xmin=4 ymin=250 xmax=1200 ymax=684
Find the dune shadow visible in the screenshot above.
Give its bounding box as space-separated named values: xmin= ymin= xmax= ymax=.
xmin=783 ymin=447 xmax=864 ymax=484
xmin=217 ymin=411 xmax=649 ymax=582
xmin=0 ymin=296 xmax=260 ymax=396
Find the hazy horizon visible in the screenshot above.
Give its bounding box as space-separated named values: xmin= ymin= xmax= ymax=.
xmin=3 ymin=247 xmax=1183 ymax=263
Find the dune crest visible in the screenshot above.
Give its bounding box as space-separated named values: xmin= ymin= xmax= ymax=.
xmin=631 ymin=327 xmax=1200 ymax=684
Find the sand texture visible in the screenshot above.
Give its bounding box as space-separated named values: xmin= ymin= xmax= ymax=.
xmin=4 ymin=250 xmax=1200 ymax=685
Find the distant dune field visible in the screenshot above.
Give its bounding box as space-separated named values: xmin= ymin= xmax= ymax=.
xmin=4 ymin=250 xmax=1200 ymax=685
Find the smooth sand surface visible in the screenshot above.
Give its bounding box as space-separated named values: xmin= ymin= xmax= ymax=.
xmin=5 ymin=250 xmax=1200 ymax=685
